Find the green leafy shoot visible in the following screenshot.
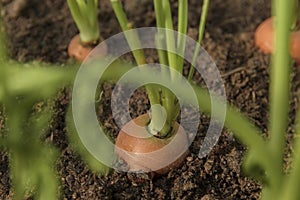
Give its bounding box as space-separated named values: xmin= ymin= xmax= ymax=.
xmin=188 ymin=0 xmax=210 ymax=80
xmin=67 ymin=0 xmax=100 ymax=44
xmin=110 ymin=0 xmax=211 ymax=137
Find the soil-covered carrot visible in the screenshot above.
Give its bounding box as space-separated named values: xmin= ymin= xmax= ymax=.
xmin=255 ymin=17 xmax=300 ymax=65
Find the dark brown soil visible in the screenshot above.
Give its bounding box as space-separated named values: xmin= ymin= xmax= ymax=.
xmin=0 ymin=0 xmax=299 ymax=199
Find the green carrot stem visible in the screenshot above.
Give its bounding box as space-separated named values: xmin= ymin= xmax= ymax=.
xmin=154 ymin=0 xmax=168 ymax=66
xmin=267 ymin=0 xmax=293 ymax=193
xmin=152 ymin=0 xmax=177 ymax=136
xmin=158 ymin=0 xmax=182 ymax=136
xmin=110 ymin=0 xmax=165 ymax=135
xmin=177 ymin=0 xmax=188 ymax=74
xmin=188 ymin=0 xmax=210 ymax=81
xmin=279 ymin=105 xmax=300 ymax=200
xmin=162 ymin=0 xmax=178 ymax=74
xmin=110 ymin=0 xmax=146 ymax=65
xmin=67 ymin=0 xmax=100 ymax=44
xmin=154 ymin=0 xmax=165 ymax=29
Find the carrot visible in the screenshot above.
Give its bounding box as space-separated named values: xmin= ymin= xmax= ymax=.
xmin=255 ymin=17 xmax=300 ymax=65
xmin=115 ymin=113 xmax=189 ymax=175
xmin=68 ymin=34 xmax=93 ymax=62
xmin=68 ymin=34 xmax=108 ymax=62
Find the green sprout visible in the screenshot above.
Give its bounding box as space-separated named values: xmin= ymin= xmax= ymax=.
xmin=110 ymin=0 xmax=210 ymax=137
xmin=67 ymin=0 xmax=100 ymax=44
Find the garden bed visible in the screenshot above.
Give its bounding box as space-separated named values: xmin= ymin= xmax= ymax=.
xmin=0 ymin=0 xmax=299 ymax=199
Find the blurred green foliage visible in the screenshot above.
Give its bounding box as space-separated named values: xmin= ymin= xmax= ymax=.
xmin=0 ymin=18 xmax=77 ymax=199
xmin=0 ymin=12 xmax=112 ymax=198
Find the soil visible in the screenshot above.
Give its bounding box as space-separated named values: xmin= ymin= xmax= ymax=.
xmin=0 ymin=0 xmax=299 ymax=199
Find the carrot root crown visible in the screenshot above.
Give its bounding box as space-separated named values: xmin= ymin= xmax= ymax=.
xmin=68 ymin=34 xmax=108 ymax=62
xmin=115 ymin=113 xmax=189 ymax=175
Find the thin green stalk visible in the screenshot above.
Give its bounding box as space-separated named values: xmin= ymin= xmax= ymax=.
xmin=267 ymin=0 xmax=293 ymax=194
xmin=176 ymin=0 xmax=188 ymax=74
xmin=154 ymin=0 xmax=168 ymax=66
xmin=188 ymin=0 xmax=210 ymax=81
xmin=162 ymin=0 xmax=177 ymax=73
xmin=110 ymin=0 xmax=146 ymax=65
xmin=154 ymin=0 xmax=165 ymax=31
xmin=279 ymin=106 xmax=300 ymax=200
xmin=152 ymin=1 xmax=172 ymax=134
xmin=110 ymin=0 xmax=164 ymax=135
xmin=67 ymin=0 xmax=100 ymax=44
xmin=157 ymin=0 xmax=180 ymax=137
xmin=153 ymin=0 xmax=174 ymax=136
